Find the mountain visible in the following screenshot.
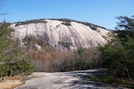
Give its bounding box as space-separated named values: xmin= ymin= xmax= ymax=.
xmin=10 ymin=18 xmax=110 ymax=50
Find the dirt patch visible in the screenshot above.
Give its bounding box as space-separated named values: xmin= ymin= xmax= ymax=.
xmin=0 ymin=76 xmax=24 ymax=89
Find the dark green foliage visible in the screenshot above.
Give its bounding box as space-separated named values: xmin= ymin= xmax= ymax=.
xmin=58 ymin=41 xmax=72 ymax=49
xmin=0 ymin=23 xmax=33 ymax=77
xmin=114 ymin=15 xmax=134 ymax=42
xmin=99 ymin=15 xmax=134 ymax=80
xmin=77 ymin=46 xmax=85 ymax=55
xmin=99 ymin=33 xmax=134 ymax=79
xmin=17 ymin=18 xmax=106 ymax=30
xmin=90 ymin=76 xmax=124 ymax=85
xmin=90 ymin=75 xmax=134 ymax=88
xmin=0 ymin=64 xmax=8 ymax=77
xmin=89 ymin=25 xmax=97 ymax=30
xmin=50 ymin=18 xmax=106 ymax=30
xmin=15 ymin=18 xmax=47 ymax=26
xmin=14 ymin=18 xmax=107 ymax=31
xmin=61 ymin=21 xmax=71 ymax=26
xmin=6 ymin=59 xmax=33 ymax=76
xmin=115 ymin=15 xmax=134 ymax=31
xmin=114 ymin=30 xmax=134 ymax=43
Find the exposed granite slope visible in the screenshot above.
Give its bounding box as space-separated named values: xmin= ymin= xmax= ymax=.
xmin=10 ymin=20 xmax=110 ymax=50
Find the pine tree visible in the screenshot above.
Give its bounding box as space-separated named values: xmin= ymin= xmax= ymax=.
xmin=99 ymin=15 xmax=134 ymax=79
xmin=0 ymin=23 xmax=33 ymax=77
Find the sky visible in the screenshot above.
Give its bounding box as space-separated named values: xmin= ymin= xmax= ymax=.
xmin=0 ymin=0 xmax=133 ymax=29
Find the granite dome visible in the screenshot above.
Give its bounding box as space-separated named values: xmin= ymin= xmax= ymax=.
xmin=10 ymin=19 xmax=110 ymax=50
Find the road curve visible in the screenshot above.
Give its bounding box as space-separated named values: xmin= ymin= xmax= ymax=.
xmin=15 ymin=69 xmax=126 ymax=89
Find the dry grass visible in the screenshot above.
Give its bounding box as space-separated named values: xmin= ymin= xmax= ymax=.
xmin=6 ymin=76 xmax=23 ymax=80
xmin=4 ymin=82 xmax=24 ymax=89
xmin=0 ymin=76 xmax=25 ymax=89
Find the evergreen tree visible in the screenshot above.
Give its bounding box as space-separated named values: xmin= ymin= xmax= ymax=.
xmin=116 ymin=15 xmax=134 ymax=31
xmin=0 ymin=23 xmax=33 ymax=77
xmin=99 ymin=15 xmax=134 ymax=79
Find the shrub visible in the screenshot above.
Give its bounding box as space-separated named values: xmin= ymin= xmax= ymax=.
xmin=33 ymin=47 xmax=101 ymax=72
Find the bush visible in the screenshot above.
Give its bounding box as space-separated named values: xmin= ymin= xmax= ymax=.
xmin=33 ymin=47 xmax=101 ymax=72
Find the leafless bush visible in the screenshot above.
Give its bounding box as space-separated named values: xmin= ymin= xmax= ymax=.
xmin=33 ymin=47 xmax=102 ymax=72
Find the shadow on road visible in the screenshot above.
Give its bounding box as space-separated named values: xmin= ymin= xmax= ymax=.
xmin=54 ymin=69 xmax=125 ymax=89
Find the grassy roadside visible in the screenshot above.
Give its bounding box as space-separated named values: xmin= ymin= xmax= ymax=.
xmin=90 ymin=75 xmax=134 ymax=89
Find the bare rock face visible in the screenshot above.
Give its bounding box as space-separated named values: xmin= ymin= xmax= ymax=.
xmin=10 ymin=19 xmax=110 ymax=50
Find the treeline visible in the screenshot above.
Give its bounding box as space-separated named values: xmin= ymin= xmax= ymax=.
xmin=49 ymin=18 xmax=106 ymax=30
xmin=15 ymin=18 xmax=47 ymax=26
xmin=14 ymin=18 xmax=106 ymax=31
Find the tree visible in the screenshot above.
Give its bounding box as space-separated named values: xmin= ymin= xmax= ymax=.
xmin=115 ymin=15 xmax=134 ymax=39
xmin=99 ymin=15 xmax=134 ymax=79
xmin=116 ymin=15 xmax=134 ymax=31
xmin=0 ymin=23 xmax=33 ymax=77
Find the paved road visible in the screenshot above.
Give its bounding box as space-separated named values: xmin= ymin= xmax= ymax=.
xmin=15 ymin=69 xmax=126 ymax=89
